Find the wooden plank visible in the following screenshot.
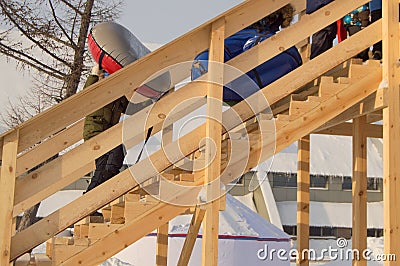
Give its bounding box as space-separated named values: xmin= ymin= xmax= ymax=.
xmin=1 ymin=0 xmax=295 ymax=156
xmin=352 ymin=116 xmax=367 ymax=266
xmin=10 ymin=21 xmax=382 ymax=260
xmin=13 ymin=84 xmax=207 ymax=215
xmin=13 ymin=161 xmax=94 ymax=216
xmin=79 ymin=224 xmax=89 ymax=238
xmin=88 ymin=224 xmax=122 ymax=240
xmin=272 ymin=72 xmax=382 ymax=154
xmin=0 ymin=130 xmax=18 ymax=265
xmin=382 ymin=0 xmax=400 ymax=263
xmin=314 ymin=123 xmax=383 ymax=138
xmin=110 ymin=203 xmax=125 ymax=224
xmin=157 ymin=112 xmax=171 ymax=266
xmin=177 ymin=207 xmax=206 ymax=266
xmin=124 ymin=202 xmax=159 ymax=222
xmin=16 ymin=120 xmax=84 ymax=176
xmin=61 ymin=203 xmax=187 ymax=265
xmin=156 ymin=223 xmax=169 ymax=266
xmin=202 ymin=18 xmax=225 ymax=266
xmin=315 ymin=89 xmax=385 ymax=132
xmin=297 ymin=135 xmax=310 ymax=266
xmin=226 ymin=0 xmax=371 ymax=79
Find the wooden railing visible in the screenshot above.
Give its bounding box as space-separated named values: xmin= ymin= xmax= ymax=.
xmin=0 ymin=0 xmax=385 ymax=264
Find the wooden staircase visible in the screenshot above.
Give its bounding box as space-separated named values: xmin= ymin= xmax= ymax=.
xmin=40 ymin=59 xmax=383 ymax=265
xmin=2 ymin=0 xmax=393 ymax=265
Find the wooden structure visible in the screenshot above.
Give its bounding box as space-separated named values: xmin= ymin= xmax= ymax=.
xmin=0 ymin=0 xmax=398 ymax=265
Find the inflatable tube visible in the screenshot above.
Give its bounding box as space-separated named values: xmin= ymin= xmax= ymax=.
xmin=191 ymin=29 xmax=302 ymax=102
xmin=88 ymin=22 xmax=171 ymax=100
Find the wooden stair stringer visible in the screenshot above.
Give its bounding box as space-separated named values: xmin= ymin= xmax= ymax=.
xmin=59 ymin=203 xmax=187 ymax=265
xmin=271 ymin=68 xmax=382 ymax=159
xmin=61 ymin=65 xmax=382 ymax=266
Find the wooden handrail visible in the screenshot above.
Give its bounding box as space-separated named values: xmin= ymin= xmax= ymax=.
xmin=11 ymin=0 xmax=374 ymax=217
xmin=0 ymin=0 xmax=299 ymax=157
xmin=10 ymin=0 xmax=368 ymax=175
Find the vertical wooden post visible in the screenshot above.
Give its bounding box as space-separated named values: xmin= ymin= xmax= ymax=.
xmin=0 ymin=130 xmax=19 ymax=265
xmin=156 ymin=223 xmax=169 ymax=266
xmin=352 ymin=116 xmax=367 ymax=266
xmin=382 ymin=0 xmax=400 ymax=264
xmin=156 ymin=104 xmax=174 ymax=266
xmin=296 ymin=135 xmax=310 ymax=266
xmin=202 ymin=18 xmax=225 ymax=266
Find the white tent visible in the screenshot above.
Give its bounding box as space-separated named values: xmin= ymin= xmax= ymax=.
xmin=114 ymin=194 xmax=291 ymax=265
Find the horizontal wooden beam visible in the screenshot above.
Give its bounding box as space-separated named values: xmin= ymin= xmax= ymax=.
xmin=314 ymin=122 xmax=383 ymax=138
xmin=16 ymin=120 xmax=84 ymax=176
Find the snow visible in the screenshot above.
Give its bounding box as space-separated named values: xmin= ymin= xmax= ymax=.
xmin=37 ymin=190 xmax=83 ymax=217
xmin=169 ymin=194 xmax=289 ymax=238
xmin=262 ymin=135 xmax=383 ymax=177
xmin=277 ymin=201 xmax=383 ymax=228
xmin=234 ymin=193 xmax=257 ymax=212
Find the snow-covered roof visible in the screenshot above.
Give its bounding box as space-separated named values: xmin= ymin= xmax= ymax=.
xmin=261 ymin=135 xmax=383 ymax=178
xmin=277 ymin=201 xmax=383 ymax=228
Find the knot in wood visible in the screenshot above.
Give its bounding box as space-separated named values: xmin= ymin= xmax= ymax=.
xmin=93 ymin=145 xmax=101 ymax=150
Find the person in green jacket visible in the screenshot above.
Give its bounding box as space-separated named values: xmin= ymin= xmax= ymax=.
xmin=83 ymin=65 xmax=151 ymax=195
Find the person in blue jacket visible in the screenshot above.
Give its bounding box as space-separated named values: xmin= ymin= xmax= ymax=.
xmin=191 ymin=4 xmax=302 ymax=104
xmin=307 ymin=0 xmax=337 ymax=59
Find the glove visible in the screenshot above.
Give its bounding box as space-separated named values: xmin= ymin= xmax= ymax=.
xmin=91 ymin=65 xmax=101 ymax=76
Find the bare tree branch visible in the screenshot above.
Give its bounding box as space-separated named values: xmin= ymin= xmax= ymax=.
xmin=48 ymin=0 xmax=76 ymax=48
xmin=0 ymin=1 xmax=72 ymax=67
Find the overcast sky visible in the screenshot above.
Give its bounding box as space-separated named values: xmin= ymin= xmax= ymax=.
xmin=117 ymin=1 xmax=242 ymax=44
xmin=0 ymin=0 xmax=243 ymax=130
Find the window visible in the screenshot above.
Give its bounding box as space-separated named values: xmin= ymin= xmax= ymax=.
xmin=310 ymin=175 xmax=328 ymax=188
xmin=342 ymin=176 xmax=352 ymax=190
xmin=367 ymin=178 xmax=380 ymax=191
xmin=283 ymin=225 xmax=296 ymax=236
xmin=272 ymin=173 xmax=297 ymax=187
